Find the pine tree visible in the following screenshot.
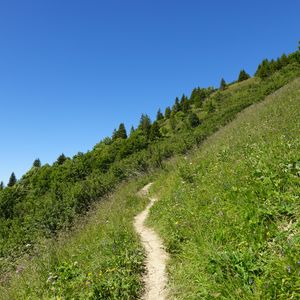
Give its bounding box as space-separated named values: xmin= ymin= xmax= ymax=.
xmin=149 ymin=121 xmax=161 ymax=140
xmin=172 ymin=97 xmax=181 ymax=113
xmin=117 ymin=123 xmax=127 ymax=139
xmin=255 ymin=59 xmax=271 ymax=79
xmin=130 ymin=126 xmax=135 ymax=136
xmin=57 ymin=153 xmax=67 ymax=165
xmin=164 ymin=107 xmax=171 ymax=118
xmin=220 ymin=78 xmax=227 ymax=90
xmin=138 ymin=114 xmax=152 ymax=138
xmin=238 ymin=69 xmax=250 ymax=82
xmin=0 ymin=181 xmax=4 ymax=190
xmin=7 ymin=172 xmax=17 ymax=187
xmin=33 ymin=158 xmax=41 ymax=168
xmin=156 ymin=109 xmax=164 ymax=121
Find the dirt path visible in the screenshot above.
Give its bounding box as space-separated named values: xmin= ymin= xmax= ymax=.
xmin=134 ymin=183 xmax=169 ymax=300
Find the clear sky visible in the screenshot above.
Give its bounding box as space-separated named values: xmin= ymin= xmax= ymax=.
xmin=0 ymin=0 xmax=299 ymax=184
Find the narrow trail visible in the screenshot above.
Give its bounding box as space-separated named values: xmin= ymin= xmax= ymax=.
xmin=134 ymin=183 xmax=169 ymax=300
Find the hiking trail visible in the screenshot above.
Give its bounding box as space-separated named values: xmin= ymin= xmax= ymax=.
xmin=134 ymin=183 xmax=169 ymax=300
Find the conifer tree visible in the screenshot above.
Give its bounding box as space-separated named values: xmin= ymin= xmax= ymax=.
xmin=255 ymin=59 xmax=271 ymax=79
xmin=7 ymin=172 xmax=17 ymax=187
xmin=149 ymin=121 xmax=161 ymax=140
xmin=156 ymin=109 xmax=164 ymax=121
xmin=130 ymin=126 xmax=135 ymax=136
xmin=238 ymin=69 xmax=250 ymax=82
xmin=117 ymin=123 xmax=127 ymax=139
xmin=164 ymin=107 xmax=171 ymax=118
xmin=0 ymin=181 xmax=4 ymax=190
xmin=220 ymin=78 xmax=227 ymax=90
xmin=33 ymin=158 xmax=41 ymax=168
xmin=57 ymin=153 xmax=67 ymax=165
xmin=172 ymin=97 xmax=181 ymax=113
xmin=181 ymin=95 xmax=190 ymax=113
xmin=138 ymin=114 xmax=152 ymax=138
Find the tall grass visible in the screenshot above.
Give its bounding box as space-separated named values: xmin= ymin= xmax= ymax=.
xmin=149 ymin=78 xmax=300 ymax=299
xmin=0 ymin=177 xmax=150 ymax=299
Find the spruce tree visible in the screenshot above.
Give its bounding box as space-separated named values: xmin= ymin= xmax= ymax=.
xmin=238 ymin=69 xmax=250 ymax=82
xmin=7 ymin=172 xmax=17 ymax=187
xmin=220 ymin=78 xmax=227 ymax=90
xmin=138 ymin=114 xmax=151 ymax=138
xmin=117 ymin=123 xmax=127 ymax=139
xmin=164 ymin=107 xmax=171 ymax=118
xmin=156 ymin=109 xmax=164 ymax=121
xmin=149 ymin=121 xmax=161 ymax=140
xmin=57 ymin=153 xmax=67 ymax=165
xmin=0 ymin=181 xmax=4 ymax=190
xmin=130 ymin=126 xmax=135 ymax=136
xmin=33 ymin=158 xmax=41 ymax=168
xmin=172 ymin=97 xmax=181 ymax=113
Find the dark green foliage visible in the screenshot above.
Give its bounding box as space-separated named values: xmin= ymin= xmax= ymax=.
xmin=113 ymin=123 xmax=127 ymax=140
xmin=56 ymin=153 xmax=67 ymax=165
xmin=0 ymin=182 xmax=4 ymax=190
xmin=238 ymin=69 xmax=250 ymax=82
xmin=156 ymin=109 xmax=164 ymax=121
xmin=33 ymin=158 xmax=41 ymax=168
xmin=220 ymin=78 xmax=227 ymax=90
xmin=255 ymin=59 xmax=271 ymax=78
xmin=188 ymin=112 xmax=200 ymax=128
xmin=190 ymin=87 xmax=214 ymax=108
xmin=149 ymin=121 xmax=161 ymax=141
xmin=138 ymin=114 xmax=151 ymax=138
xmin=172 ymin=97 xmax=181 ymax=113
xmin=164 ymin=106 xmax=171 ymax=118
xmin=7 ymin=172 xmax=16 ymax=187
xmin=181 ymin=95 xmax=190 ymax=113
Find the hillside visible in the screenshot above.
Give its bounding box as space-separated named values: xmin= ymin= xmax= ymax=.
xmin=149 ymin=77 xmax=300 ymax=299
xmin=0 ymin=48 xmax=300 ymax=299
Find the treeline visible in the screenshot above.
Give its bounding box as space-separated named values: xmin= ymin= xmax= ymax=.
xmin=0 ymin=44 xmax=299 ymax=269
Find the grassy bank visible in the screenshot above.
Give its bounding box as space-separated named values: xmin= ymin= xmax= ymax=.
xmin=0 ymin=177 xmax=150 ymax=299
xmin=149 ymin=78 xmax=300 ymax=299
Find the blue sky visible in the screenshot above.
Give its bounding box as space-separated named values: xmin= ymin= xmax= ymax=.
xmin=0 ymin=0 xmax=299 ymax=184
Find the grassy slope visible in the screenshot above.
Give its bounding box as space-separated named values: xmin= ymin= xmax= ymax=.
xmin=0 ymin=177 xmax=150 ymax=299
xmin=149 ymin=78 xmax=300 ymax=299
xmin=1 ymin=63 xmax=300 ymax=299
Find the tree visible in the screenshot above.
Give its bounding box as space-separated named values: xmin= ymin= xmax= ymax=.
xmin=255 ymin=59 xmax=271 ymax=79
xmin=57 ymin=153 xmax=67 ymax=165
xmin=130 ymin=126 xmax=135 ymax=136
xmin=112 ymin=123 xmax=127 ymax=140
xmin=238 ymin=69 xmax=250 ymax=82
xmin=220 ymin=78 xmax=227 ymax=90
xmin=181 ymin=94 xmax=190 ymax=113
xmin=7 ymin=172 xmax=17 ymax=187
xmin=138 ymin=114 xmax=152 ymax=138
xmin=156 ymin=109 xmax=164 ymax=121
xmin=188 ymin=112 xmax=200 ymax=128
xmin=164 ymin=106 xmax=171 ymax=118
xmin=149 ymin=121 xmax=161 ymax=141
xmin=172 ymin=97 xmax=181 ymax=113
xmin=0 ymin=181 xmax=4 ymax=190
xmin=33 ymin=158 xmax=41 ymax=168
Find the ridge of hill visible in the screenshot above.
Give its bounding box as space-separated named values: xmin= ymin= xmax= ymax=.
xmin=149 ymin=77 xmax=300 ymax=299
xmin=0 ymin=46 xmax=300 ymax=298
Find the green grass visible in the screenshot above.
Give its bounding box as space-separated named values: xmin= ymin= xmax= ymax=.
xmin=148 ymin=78 xmax=300 ymax=299
xmin=0 ymin=177 xmax=150 ymax=299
